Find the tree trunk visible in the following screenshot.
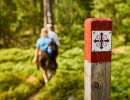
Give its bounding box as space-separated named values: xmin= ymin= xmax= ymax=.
xmin=55 ymin=0 xmax=58 ymax=4
xmin=43 ymin=0 xmax=47 ymax=27
xmin=43 ymin=0 xmax=53 ymax=28
xmin=32 ymin=0 xmax=37 ymax=35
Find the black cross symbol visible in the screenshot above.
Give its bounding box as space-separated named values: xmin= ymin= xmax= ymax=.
xmin=94 ymin=32 xmax=109 ymax=49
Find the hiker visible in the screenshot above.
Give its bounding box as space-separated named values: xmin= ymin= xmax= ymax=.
xmin=46 ymin=24 xmax=59 ymax=76
xmin=46 ymin=24 xmax=60 ymax=46
xmin=33 ymin=28 xmax=57 ymax=85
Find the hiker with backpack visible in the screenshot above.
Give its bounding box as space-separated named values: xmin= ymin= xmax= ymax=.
xmin=46 ymin=24 xmax=60 ymax=46
xmin=46 ymin=24 xmax=60 ymax=78
xmin=33 ymin=28 xmax=58 ymax=85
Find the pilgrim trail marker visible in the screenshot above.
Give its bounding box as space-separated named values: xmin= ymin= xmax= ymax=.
xmin=84 ymin=18 xmax=112 ymax=100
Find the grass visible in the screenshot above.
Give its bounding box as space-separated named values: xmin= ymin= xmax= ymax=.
xmin=0 ymin=45 xmax=130 ymax=100
xmin=112 ymin=46 xmax=130 ymax=100
xmin=0 ymin=48 xmax=42 ymax=100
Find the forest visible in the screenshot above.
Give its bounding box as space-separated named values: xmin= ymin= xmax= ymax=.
xmin=0 ymin=0 xmax=130 ymax=100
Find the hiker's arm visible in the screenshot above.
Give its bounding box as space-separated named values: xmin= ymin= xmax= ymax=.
xmin=54 ymin=33 xmax=60 ymax=46
xmin=33 ymin=47 xmax=39 ymax=63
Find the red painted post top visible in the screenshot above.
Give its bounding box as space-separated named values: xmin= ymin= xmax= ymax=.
xmin=84 ymin=18 xmax=112 ymax=63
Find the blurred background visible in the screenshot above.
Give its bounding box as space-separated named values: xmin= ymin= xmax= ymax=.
xmin=0 ymin=0 xmax=130 ymax=100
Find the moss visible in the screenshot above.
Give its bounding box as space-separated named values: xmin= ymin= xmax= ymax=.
xmin=0 ymin=46 xmax=130 ymax=100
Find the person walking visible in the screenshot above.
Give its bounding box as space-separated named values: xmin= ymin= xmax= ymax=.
xmin=46 ymin=24 xmax=60 ymax=46
xmin=33 ymin=28 xmax=54 ymax=85
xmin=46 ymin=24 xmax=59 ymax=76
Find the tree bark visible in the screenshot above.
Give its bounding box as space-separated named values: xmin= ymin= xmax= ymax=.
xmin=32 ymin=0 xmax=37 ymax=35
xmin=43 ymin=0 xmax=47 ymax=27
xmin=55 ymin=0 xmax=58 ymax=4
xmin=47 ymin=0 xmax=52 ymax=24
xmin=43 ymin=0 xmax=53 ymax=28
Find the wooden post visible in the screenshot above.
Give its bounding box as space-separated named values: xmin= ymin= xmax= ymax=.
xmin=84 ymin=18 xmax=112 ymax=100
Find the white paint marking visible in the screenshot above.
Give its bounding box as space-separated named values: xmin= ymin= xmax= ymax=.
xmin=92 ymin=31 xmax=112 ymax=52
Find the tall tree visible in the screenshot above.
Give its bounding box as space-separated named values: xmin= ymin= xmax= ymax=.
xmin=0 ymin=0 xmax=44 ymax=48
xmin=52 ymin=0 xmax=93 ymax=41
xmin=43 ymin=0 xmax=53 ymax=28
xmin=0 ymin=0 xmax=17 ymax=48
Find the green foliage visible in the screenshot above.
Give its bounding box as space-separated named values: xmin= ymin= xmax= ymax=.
xmin=0 ymin=0 xmax=43 ymax=48
xmin=0 ymin=0 xmax=93 ymax=48
xmin=0 ymin=0 xmax=130 ymax=100
xmin=0 ymin=45 xmax=130 ymax=100
xmin=35 ymin=46 xmax=130 ymax=100
xmin=1 ymin=0 xmax=130 ymax=48
xmin=112 ymin=46 xmax=130 ymax=100
xmin=0 ymin=48 xmax=42 ymax=100
xmin=35 ymin=46 xmax=84 ymax=100
xmin=53 ymin=0 xmax=93 ymax=44
xmin=112 ymin=35 xmax=126 ymax=48
xmin=92 ymin=0 xmax=130 ymax=45
xmin=0 ymin=0 xmax=17 ymax=47
xmin=35 ymin=45 xmax=130 ymax=100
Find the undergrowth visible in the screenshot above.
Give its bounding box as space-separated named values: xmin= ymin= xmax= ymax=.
xmin=0 ymin=45 xmax=130 ymax=100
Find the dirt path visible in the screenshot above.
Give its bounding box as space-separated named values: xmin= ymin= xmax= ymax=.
xmin=25 ymin=77 xmax=45 ymax=100
xmin=25 ymin=91 xmax=38 ymax=100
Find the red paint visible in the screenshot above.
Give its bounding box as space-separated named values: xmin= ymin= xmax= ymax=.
xmin=84 ymin=18 xmax=112 ymax=63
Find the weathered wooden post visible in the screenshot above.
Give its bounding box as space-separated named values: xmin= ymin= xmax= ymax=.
xmin=84 ymin=18 xmax=112 ymax=100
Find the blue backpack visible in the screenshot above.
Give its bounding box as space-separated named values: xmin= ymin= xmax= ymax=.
xmin=47 ymin=39 xmax=58 ymax=58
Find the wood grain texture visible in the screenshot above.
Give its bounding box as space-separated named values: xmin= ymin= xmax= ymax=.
xmin=84 ymin=60 xmax=111 ymax=100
